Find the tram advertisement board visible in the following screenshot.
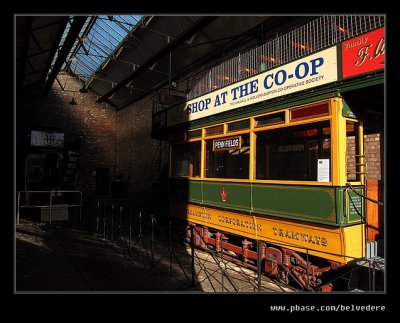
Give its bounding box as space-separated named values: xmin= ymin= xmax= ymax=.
xmin=167 ymin=46 xmax=337 ymax=126
xmin=342 ymin=27 xmax=384 ymax=79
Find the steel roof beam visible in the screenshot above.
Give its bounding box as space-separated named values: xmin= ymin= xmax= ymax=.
xmin=69 ymin=16 xmax=97 ymax=60
xmin=17 ymin=16 xmax=32 ymax=90
xmin=97 ymin=16 xmax=217 ymax=103
xmin=42 ymin=16 xmax=88 ymax=95
xmin=40 ymin=17 xmax=70 ymax=86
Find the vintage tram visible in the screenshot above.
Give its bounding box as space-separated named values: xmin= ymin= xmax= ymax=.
xmin=152 ymin=24 xmax=384 ymax=291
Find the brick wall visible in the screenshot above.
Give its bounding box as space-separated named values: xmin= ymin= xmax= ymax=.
xmin=364 ymin=133 xmax=382 ymax=180
xmin=346 ymin=132 xmax=382 ymax=181
xmin=116 ymin=96 xmax=169 ymax=210
xmin=16 ymin=72 xmax=117 ymax=198
xmin=17 ymin=71 xmax=169 ymax=213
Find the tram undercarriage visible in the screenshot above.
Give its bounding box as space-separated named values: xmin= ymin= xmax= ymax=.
xmin=185 ymin=222 xmax=346 ymax=292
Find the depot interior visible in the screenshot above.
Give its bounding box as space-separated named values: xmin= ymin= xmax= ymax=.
xmin=15 ymin=16 xmax=384 ymax=290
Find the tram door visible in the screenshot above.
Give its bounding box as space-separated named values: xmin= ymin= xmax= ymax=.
xmin=342 ymin=84 xmax=384 ymax=245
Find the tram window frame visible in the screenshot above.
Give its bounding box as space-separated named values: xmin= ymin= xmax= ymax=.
xmin=345 ymin=121 xmax=362 ymax=183
xmin=254 ymin=112 xmax=285 ymax=128
xmin=205 ymin=134 xmax=250 ymax=179
xmin=290 ymin=103 xmax=330 ymax=121
xmin=227 ymin=119 xmax=250 ymax=132
xmin=255 ymin=120 xmax=332 ymax=182
xmin=205 ymin=125 xmax=224 ymax=137
xmin=171 ymin=141 xmax=201 ymax=178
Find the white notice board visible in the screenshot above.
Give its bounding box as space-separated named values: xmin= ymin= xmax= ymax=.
xmin=317 ymin=159 xmax=330 ymax=182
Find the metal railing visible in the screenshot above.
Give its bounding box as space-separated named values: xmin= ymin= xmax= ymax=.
xmin=186 ymin=15 xmax=384 ymax=100
xmin=16 ymin=190 xmax=83 ymax=225
xmin=92 ymin=200 xmax=291 ymax=292
xmin=152 ymin=15 xmax=384 ymax=118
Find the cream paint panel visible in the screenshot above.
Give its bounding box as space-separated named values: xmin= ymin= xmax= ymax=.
xmin=168 ymin=46 xmax=338 ymax=126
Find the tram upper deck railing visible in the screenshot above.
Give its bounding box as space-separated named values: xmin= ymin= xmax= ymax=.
xmin=153 ymin=15 xmax=384 ymax=116
xmin=187 ymin=15 xmax=384 ymax=100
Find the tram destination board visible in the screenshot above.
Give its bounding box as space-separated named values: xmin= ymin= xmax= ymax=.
xmin=213 ymin=136 xmax=241 ymax=151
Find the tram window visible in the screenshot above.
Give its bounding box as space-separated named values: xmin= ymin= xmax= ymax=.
xmin=227 ymin=119 xmax=250 ymax=132
xmin=256 ymin=121 xmax=331 ymax=181
xmin=205 ymin=125 xmax=224 ymax=136
xmin=187 ymin=129 xmax=202 ymax=139
xmin=290 ymin=103 xmax=330 ymax=121
xmin=206 ymin=134 xmax=250 ymax=179
xmin=346 ymin=121 xmax=361 ymax=182
xmin=255 ymin=112 xmax=285 ymax=127
xmin=172 ymin=142 xmax=201 ymax=177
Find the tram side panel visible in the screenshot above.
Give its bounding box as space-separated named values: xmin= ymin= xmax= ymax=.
xmin=169 ymin=181 xmax=365 ymax=264
xmin=169 ymin=179 xmax=364 ymax=227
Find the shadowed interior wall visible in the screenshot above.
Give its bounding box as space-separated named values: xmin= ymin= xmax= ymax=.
xmin=16 ymin=72 xmax=117 ymax=199
xmin=116 ymin=96 xmax=169 ymax=212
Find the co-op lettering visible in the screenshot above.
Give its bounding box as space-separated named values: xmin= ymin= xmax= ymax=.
xmin=186 ymin=56 xmax=324 ymax=115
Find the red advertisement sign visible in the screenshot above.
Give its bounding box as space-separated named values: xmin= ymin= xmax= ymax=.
xmin=342 ymin=27 xmax=384 ymax=78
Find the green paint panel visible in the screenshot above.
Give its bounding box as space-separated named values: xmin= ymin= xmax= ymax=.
xmin=170 ymin=179 xmax=365 ymax=226
xmin=335 ymin=188 xmax=345 ymax=225
xmin=188 ymin=181 xmax=203 ymax=203
xmin=201 ymin=181 xmax=251 ymax=212
xmin=342 ymin=99 xmax=357 ymax=118
xmin=348 ymin=192 xmax=363 ymax=222
xmin=336 ymin=187 xmax=365 ymax=224
xmin=169 ymin=180 xmax=202 ymax=203
xmin=251 ymin=184 xmax=336 ymax=224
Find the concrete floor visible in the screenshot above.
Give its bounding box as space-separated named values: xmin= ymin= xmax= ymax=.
xmin=15 ymin=219 xmax=293 ymax=293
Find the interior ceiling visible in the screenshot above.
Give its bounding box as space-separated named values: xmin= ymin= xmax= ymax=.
xmin=16 ymin=16 xmax=70 ymax=89
xmin=16 ymin=15 xmax=311 ymax=110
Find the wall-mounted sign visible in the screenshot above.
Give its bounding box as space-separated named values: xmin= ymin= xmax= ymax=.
xmin=213 ymin=136 xmax=241 ymax=151
xmin=342 ymin=27 xmax=384 ymax=79
xmin=167 ymin=46 xmax=337 ymax=126
xmin=30 ymin=130 xmax=64 ymax=148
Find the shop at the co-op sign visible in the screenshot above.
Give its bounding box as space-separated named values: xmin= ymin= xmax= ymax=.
xmin=168 ymin=46 xmax=338 ymax=127
xmin=187 ymin=57 xmax=326 ymax=115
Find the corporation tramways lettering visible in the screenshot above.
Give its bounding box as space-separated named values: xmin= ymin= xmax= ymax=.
xmin=218 ymin=215 xmax=262 ymax=231
xmin=187 ymin=209 xmax=212 ymax=220
xmin=272 ymin=227 xmax=328 ymax=247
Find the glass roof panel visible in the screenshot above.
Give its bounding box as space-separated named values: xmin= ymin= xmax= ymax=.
xmin=66 ymin=15 xmax=144 ymax=83
xmin=47 ymin=16 xmax=90 ymax=81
